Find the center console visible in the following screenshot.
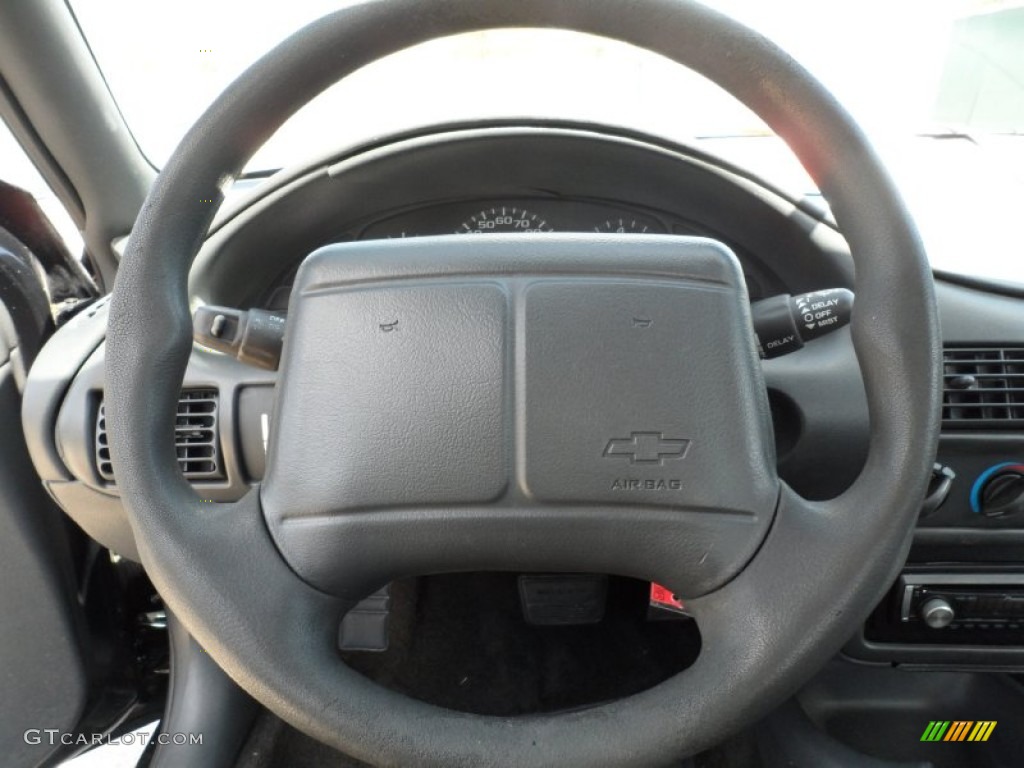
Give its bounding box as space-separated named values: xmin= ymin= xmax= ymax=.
xmin=848 ymin=338 xmax=1024 ymax=667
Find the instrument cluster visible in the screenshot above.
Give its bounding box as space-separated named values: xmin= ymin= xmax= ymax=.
xmin=356 ymin=199 xmax=670 ymax=239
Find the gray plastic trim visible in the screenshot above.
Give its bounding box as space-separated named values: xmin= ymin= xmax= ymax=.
xmin=26 ymin=298 xmax=274 ymax=560
xmin=0 ymin=0 xmax=154 ymax=286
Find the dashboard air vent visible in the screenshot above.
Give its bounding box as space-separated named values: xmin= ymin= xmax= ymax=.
xmin=943 ymin=347 xmax=1024 ymax=429
xmin=95 ymin=389 xmax=222 ymax=482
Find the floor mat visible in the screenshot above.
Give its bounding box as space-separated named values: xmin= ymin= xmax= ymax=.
xmin=236 ymin=572 xmax=707 ymax=767
xmin=344 ymin=572 xmax=701 ymax=715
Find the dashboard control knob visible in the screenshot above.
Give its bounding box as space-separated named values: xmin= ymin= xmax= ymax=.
xmin=920 ymin=598 xmax=955 ymax=629
xmin=980 ymin=469 xmax=1024 ymax=518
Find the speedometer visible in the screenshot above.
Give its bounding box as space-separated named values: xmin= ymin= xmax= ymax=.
xmin=456 ymin=207 xmax=553 ymax=234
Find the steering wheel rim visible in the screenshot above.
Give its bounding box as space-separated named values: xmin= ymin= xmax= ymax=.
xmin=105 ymin=1 xmax=941 ymax=765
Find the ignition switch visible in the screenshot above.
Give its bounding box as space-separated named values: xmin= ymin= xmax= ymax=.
xmin=752 ymin=288 xmax=854 ymax=359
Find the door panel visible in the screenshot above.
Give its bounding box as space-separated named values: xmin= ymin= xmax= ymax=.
xmin=0 ymin=229 xmax=90 ymax=767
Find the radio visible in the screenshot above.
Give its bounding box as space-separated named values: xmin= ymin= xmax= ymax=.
xmin=901 ymin=574 xmax=1024 ymax=631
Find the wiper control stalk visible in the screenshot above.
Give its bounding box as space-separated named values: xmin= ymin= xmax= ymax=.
xmin=752 ymin=288 xmax=854 ymax=359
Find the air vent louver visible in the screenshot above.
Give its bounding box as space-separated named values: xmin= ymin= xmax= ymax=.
xmin=943 ymin=347 xmax=1024 ymax=429
xmin=95 ymin=389 xmax=222 ymax=482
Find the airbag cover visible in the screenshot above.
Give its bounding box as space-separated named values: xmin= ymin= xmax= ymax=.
xmin=261 ymin=234 xmax=778 ymax=596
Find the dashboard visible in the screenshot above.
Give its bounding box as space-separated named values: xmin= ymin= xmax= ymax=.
xmin=20 ymin=121 xmax=1024 ymax=670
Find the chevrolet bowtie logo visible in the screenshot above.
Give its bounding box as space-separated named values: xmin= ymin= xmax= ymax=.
xmin=603 ymin=432 xmax=691 ymax=465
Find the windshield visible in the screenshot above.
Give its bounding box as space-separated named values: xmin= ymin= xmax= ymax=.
xmin=68 ymin=0 xmax=1024 ymax=284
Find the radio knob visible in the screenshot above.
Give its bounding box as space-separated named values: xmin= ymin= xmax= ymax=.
xmin=920 ymin=597 xmax=955 ymax=629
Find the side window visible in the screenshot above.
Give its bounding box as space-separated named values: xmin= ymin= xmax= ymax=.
xmin=0 ymin=118 xmax=84 ymax=258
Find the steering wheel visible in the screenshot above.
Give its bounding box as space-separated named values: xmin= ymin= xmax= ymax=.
xmin=105 ymin=1 xmax=941 ymax=765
